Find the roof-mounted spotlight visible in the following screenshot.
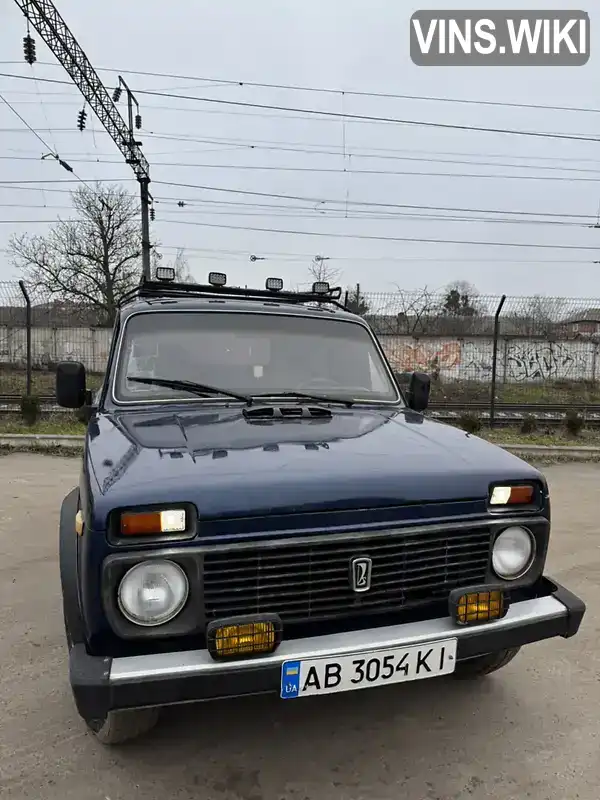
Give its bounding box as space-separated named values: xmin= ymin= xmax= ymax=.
xmin=312 ymin=281 xmax=330 ymax=294
xmin=155 ymin=266 xmax=175 ymax=282
xmin=208 ymin=272 xmax=227 ymax=287
xmin=265 ymin=277 xmax=283 ymax=292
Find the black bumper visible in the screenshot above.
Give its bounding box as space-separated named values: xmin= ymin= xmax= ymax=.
xmin=70 ymin=577 xmax=585 ymax=722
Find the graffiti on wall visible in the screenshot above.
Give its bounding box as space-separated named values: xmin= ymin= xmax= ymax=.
xmin=460 ymin=340 xmax=494 ymax=382
xmin=505 ymin=341 xmax=593 ymax=382
xmin=383 ymin=339 xmax=461 ymax=376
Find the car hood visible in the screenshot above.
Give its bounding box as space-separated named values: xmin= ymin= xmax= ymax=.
xmin=86 ymin=404 xmax=540 ymax=525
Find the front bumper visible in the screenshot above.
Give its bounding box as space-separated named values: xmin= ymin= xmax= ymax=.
xmin=70 ymin=577 xmax=585 ymax=721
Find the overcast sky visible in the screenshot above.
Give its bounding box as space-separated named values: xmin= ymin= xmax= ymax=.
xmin=0 ymin=0 xmax=598 ymax=301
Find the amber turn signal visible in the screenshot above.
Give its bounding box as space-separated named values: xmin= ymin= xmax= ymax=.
xmin=449 ymin=588 xmax=509 ymax=626
xmin=489 ymin=484 xmax=535 ymax=506
xmin=120 ymin=508 xmax=186 ymax=536
xmin=207 ymin=615 xmax=282 ymax=660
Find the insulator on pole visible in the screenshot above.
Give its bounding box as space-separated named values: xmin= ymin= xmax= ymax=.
xmin=23 ymin=34 xmax=37 ymax=64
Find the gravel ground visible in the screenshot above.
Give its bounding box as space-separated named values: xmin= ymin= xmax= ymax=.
xmin=0 ymin=454 xmax=597 ymax=800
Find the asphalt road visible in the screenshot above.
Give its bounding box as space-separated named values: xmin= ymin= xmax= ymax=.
xmin=0 ymin=453 xmax=598 ymax=800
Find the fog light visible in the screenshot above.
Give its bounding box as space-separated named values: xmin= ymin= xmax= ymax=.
xmin=449 ymin=588 xmax=509 ymax=626
xmin=207 ymin=615 xmax=282 ymax=660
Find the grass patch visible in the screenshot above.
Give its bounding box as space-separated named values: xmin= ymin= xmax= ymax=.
xmin=0 ymin=369 xmax=104 ymax=397
xmin=479 ymin=428 xmax=600 ymax=447
xmin=428 ymin=378 xmax=600 ymax=406
xmin=0 ymin=414 xmax=85 ymax=435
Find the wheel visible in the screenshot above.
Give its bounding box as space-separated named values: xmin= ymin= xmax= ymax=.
xmin=453 ymin=647 xmax=520 ymax=679
xmin=86 ymin=708 xmax=161 ymax=745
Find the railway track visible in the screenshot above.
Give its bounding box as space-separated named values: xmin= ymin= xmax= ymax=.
xmin=0 ymin=396 xmax=599 ymax=425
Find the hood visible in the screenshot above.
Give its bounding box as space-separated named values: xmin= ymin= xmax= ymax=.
xmin=86 ymin=403 xmax=540 ymax=525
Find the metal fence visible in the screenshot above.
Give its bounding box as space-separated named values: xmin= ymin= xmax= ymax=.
xmin=360 ymin=288 xmax=600 ymax=419
xmin=2 ymin=281 xmax=600 ymax=420
xmin=0 ymin=281 xmax=109 ymax=399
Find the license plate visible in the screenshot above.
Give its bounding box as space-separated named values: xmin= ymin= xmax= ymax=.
xmin=280 ymin=639 xmax=457 ymax=699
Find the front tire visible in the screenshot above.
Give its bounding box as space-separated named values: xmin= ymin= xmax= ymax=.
xmin=453 ymin=647 xmax=520 ymax=679
xmin=86 ymin=709 xmax=161 ymax=745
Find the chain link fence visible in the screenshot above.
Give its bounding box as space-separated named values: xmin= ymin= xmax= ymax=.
xmin=360 ymin=288 xmax=600 ymax=411
xmin=1 ymin=281 xmax=600 ymax=414
xmin=0 ymin=281 xmax=108 ymax=398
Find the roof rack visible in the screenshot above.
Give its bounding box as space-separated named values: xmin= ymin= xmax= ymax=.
xmin=118 ymin=279 xmax=347 ymax=310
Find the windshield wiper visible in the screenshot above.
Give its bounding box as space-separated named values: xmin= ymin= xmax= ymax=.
xmin=126 ymin=376 xmax=252 ymax=404
xmin=252 ymin=391 xmax=354 ymax=408
xmin=126 ymin=377 xmax=353 ymax=408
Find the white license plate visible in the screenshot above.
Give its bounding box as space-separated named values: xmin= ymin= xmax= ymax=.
xmin=280 ymin=639 xmax=457 ymax=699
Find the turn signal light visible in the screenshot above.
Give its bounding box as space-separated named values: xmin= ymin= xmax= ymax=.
xmin=450 ymin=589 xmax=508 ymax=626
xmin=489 ymin=484 xmax=535 ymax=506
xmin=120 ymin=509 xmax=186 ymax=536
xmin=207 ymin=616 xmax=282 ymax=660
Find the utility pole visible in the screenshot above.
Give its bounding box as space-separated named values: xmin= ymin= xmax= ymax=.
xmin=13 ymin=0 xmax=153 ymax=281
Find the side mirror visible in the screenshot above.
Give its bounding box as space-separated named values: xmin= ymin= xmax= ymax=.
xmin=56 ymin=361 xmax=87 ymax=408
xmin=406 ymin=371 xmax=430 ymax=412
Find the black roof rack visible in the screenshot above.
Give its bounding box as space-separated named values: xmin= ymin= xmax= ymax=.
xmin=118 ymin=279 xmax=347 ymax=310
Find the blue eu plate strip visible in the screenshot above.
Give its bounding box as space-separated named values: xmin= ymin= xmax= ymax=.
xmin=280 ymin=660 xmax=301 ymax=699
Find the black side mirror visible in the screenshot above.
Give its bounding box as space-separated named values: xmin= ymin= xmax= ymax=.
xmin=406 ymin=371 xmax=430 ymax=412
xmin=56 ymin=361 xmax=87 ymax=408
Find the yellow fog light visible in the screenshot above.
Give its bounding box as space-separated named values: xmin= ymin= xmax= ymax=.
xmin=206 ymin=615 xmax=282 ymax=660
xmin=449 ymin=588 xmax=509 ymax=626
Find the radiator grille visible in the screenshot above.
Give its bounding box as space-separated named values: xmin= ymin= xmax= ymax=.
xmin=203 ymin=527 xmax=492 ymax=624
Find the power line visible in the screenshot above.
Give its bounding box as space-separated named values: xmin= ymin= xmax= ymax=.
xmin=0 ymin=71 xmax=598 ymax=142
xmin=22 ymin=59 xmax=600 ymax=116
xmin=2 ymin=179 xmax=596 ymax=222
xmin=0 ymin=90 xmax=53 ymax=151
xmin=135 ymin=216 xmax=600 ymax=250
xmin=0 ymin=199 xmax=592 ymax=228
xmin=6 ymin=152 xmax=600 ymax=178
xmin=152 ymin=180 xmax=600 ymax=218
xmin=7 ymin=134 xmax=600 ymax=166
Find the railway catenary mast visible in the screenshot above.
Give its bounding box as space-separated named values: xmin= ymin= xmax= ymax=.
xmin=13 ymin=0 xmax=153 ymax=281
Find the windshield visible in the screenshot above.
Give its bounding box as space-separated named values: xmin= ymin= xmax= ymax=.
xmin=114 ymin=311 xmax=400 ymax=404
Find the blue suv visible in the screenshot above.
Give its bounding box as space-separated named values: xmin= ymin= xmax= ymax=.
xmin=56 ymin=273 xmax=585 ymax=744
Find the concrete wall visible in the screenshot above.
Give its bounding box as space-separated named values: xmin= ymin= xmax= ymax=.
xmin=380 ymin=336 xmax=598 ymax=383
xmin=0 ymin=326 xmax=598 ymax=383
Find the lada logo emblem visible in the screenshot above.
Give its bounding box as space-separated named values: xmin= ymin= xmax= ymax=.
xmin=350 ymin=556 xmax=372 ymax=593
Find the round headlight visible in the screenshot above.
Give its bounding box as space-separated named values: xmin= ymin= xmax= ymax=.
xmin=118 ymin=560 xmax=189 ymax=626
xmin=492 ymin=527 xmax=535 ymax=580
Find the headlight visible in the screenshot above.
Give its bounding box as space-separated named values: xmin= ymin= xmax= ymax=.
xmin=118 ymin=560 xmax=189 ymax=626
xmin=492 ymin=527 xmax=535 ymax=580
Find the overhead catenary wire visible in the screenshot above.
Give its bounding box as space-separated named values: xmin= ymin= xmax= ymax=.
xmin=6 ymin=152 xmax=600 ymax=179
xmin=2 ymin=179 xmax=596 ymax=221
xmin=0 ymin=72 xmax=598 ymax=143
xmin=78 ymin=215 xmax=600 ymax=250
xmin=6 ymin=133 xmax=600 ymax=167
xmin=1 ymin=211 xmax=599 ymax=248
xmin=0 ymin=200 xmax=593 ymax=228
xmin=12 ymin=59 xmax=600 ymax=117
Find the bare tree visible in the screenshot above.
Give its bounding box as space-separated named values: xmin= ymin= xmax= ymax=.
xmin=307 ymin=255 xmax=341 ymax=286
xmin=8 ymin=182 xmax=142 ymax=325
xmin=508 ymin=295 xmax=567 ymax=337
xmin=170 ymin=248 xmax=194 ymax=283
xmin=389 ymin=286 xmax=438 ymax=335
